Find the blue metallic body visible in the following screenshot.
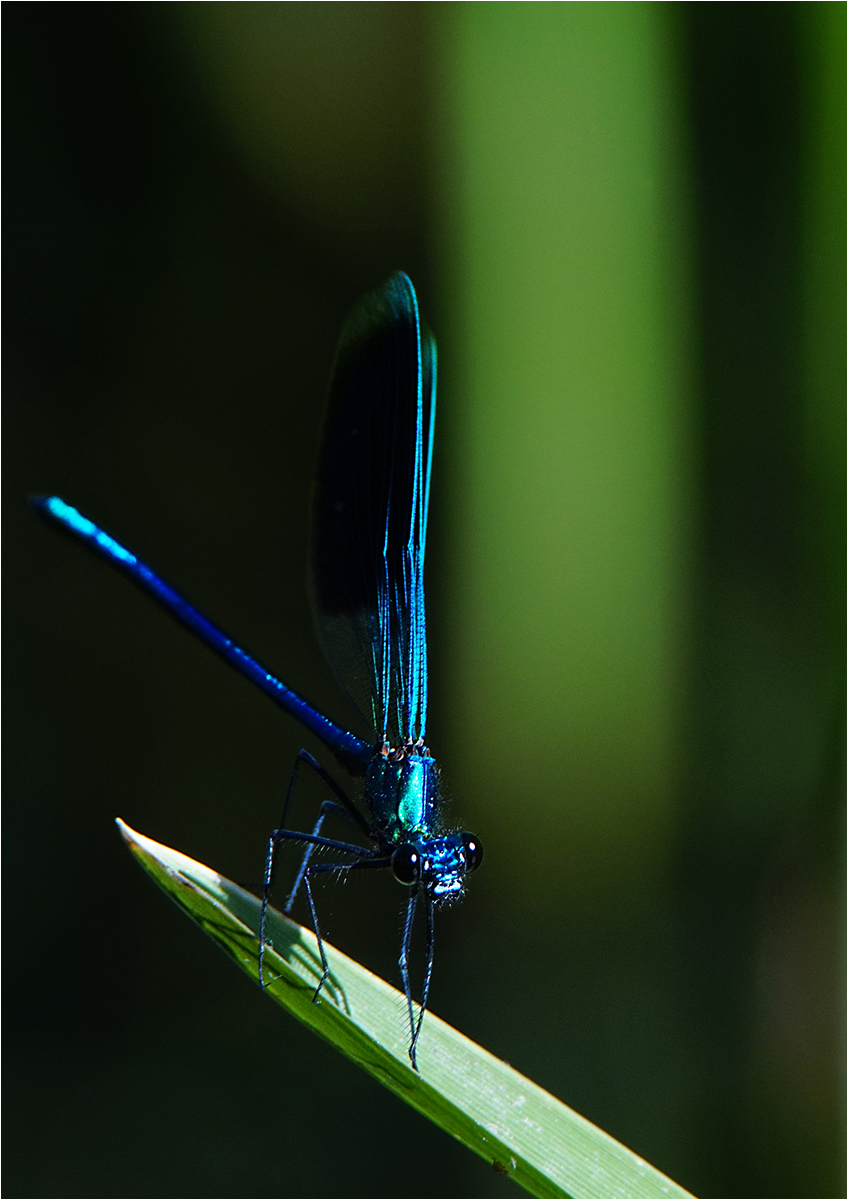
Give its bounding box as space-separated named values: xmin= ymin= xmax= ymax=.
xmin=32 ymin=272 xmax=481 ymax=1071
xmin=366 ymin=753 xmax=438 ymax=840
xmin=33 ymin=496 xmax=371 ymax=773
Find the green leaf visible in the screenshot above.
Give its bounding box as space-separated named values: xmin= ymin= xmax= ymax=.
xmin=118 ymin=819 xmax=694 ymax=1200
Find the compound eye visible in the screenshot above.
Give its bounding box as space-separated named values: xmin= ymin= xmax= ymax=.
xmin=462 ymin=833 xmax=483 ymax=873
xmin=391 ymin=843 xmax=421 ymax=886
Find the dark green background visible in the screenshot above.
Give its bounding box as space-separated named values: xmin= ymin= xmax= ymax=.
xmin=5 ymin=4 xmax=843 ymax=1197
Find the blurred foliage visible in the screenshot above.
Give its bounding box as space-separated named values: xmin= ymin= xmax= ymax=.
xmin=6 ymin=3 xmax=843 ymax=1198
xmin=433 ymin=1 xmax=690 ymax=902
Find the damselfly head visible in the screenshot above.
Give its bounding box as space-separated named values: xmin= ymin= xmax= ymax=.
xmin=391 ymin=831 xmax=483 ymax=901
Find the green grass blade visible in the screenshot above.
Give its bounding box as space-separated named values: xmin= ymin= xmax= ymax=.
xmin=117 ymin=820 xmax=694 ymax=1200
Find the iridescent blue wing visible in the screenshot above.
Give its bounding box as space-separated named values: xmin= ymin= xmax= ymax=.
xmin=310 ymin=272 xmax=436 ymax=748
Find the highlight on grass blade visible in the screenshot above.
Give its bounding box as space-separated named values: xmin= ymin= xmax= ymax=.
xmin=117 ymin=820 xmax=694 ymax=1200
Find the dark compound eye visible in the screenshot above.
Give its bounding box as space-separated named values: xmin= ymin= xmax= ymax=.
xmin=391 ymin=843 xmax=421 ymax=886
xmin=462 ymin=833 xmax=483 ymax=873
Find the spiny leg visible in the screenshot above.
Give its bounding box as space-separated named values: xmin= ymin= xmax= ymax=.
xmin=302 ymin=856 xmax=391 ymax=1001
xmin=276 ymin=748 xmax=370 ymax=914
xmin=306 ymin=857 xmax=391 ymax=876
xmin=260 ymin=827 xmax=373 ymax=989
xmin=399 ymin=889 xmax=420 ymax=1070
xmin=278 ymin=749 xmax=369 ymax=837
xmin=260 ymin=748 xmax=368 ymax=987
xmin=270 ymin=748 xmax=369 ymax=937
xmin=259 ymin=837 xmax=278 ymax=988
xmin=303 ymin=871 xmax=329 ymax=1000
xmin=287 ymin=749 xmax=370 ymax=834
xmin=285 ymin=799 xmax=354 ymax=914
xmin=409 ymin=894 xmax=435 ymax=1068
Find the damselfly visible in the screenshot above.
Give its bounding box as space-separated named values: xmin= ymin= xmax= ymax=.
xmin=33 ymin=272 xmax=482 ymax=1070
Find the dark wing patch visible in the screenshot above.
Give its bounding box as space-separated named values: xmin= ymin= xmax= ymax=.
xmin=310 ymin=272 xmax=436 ymax=747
